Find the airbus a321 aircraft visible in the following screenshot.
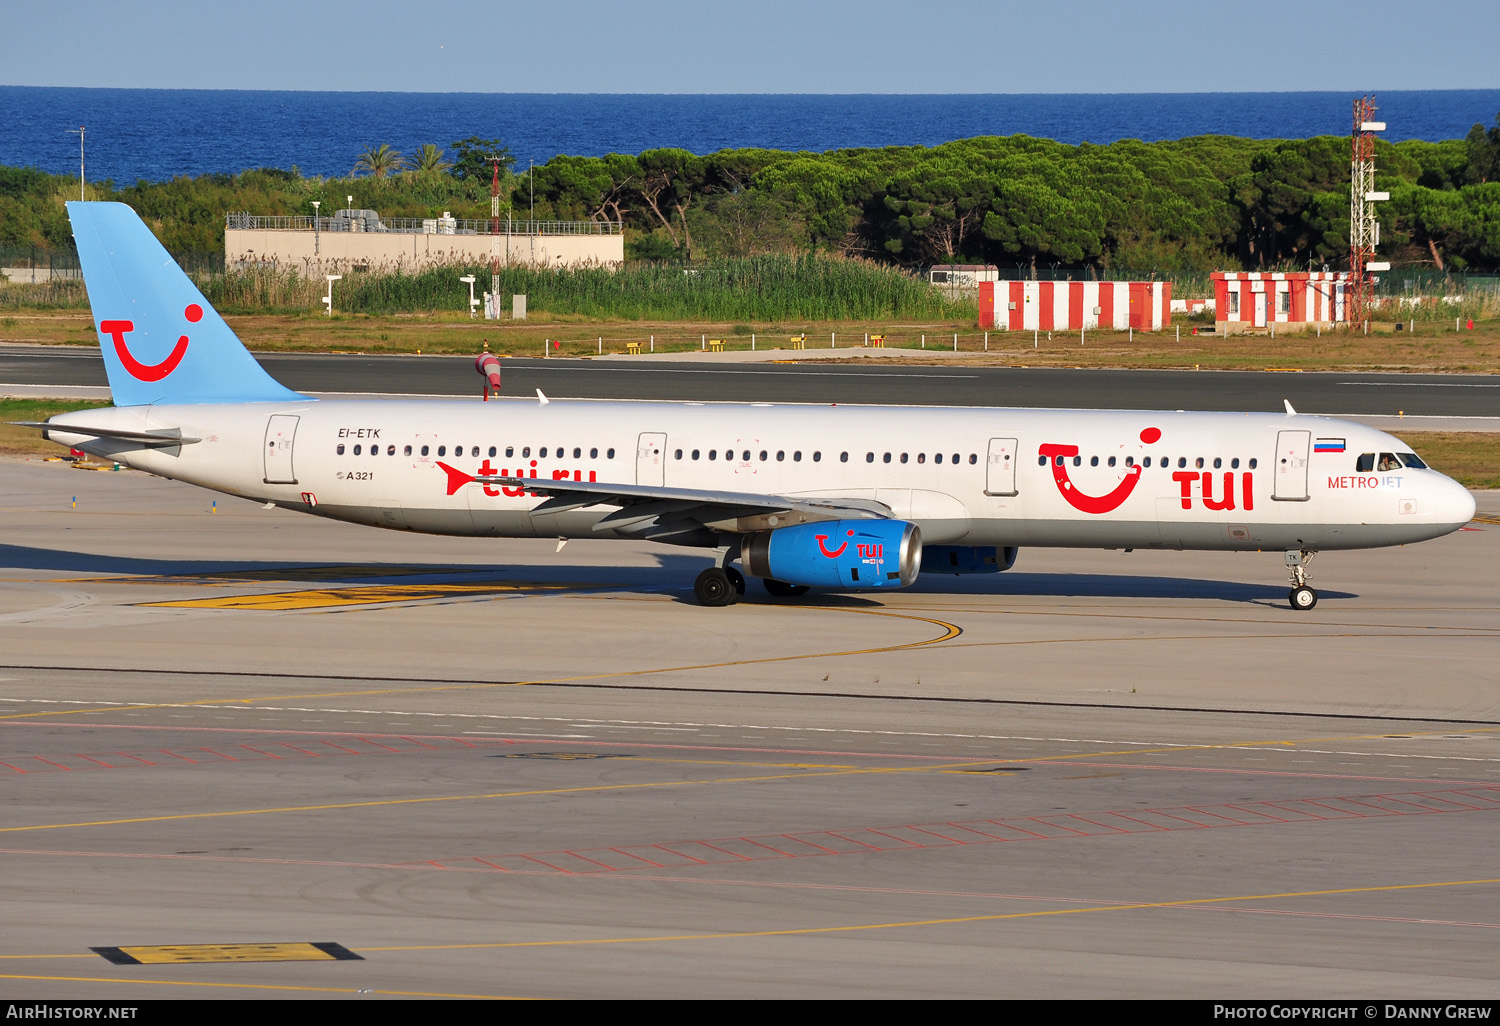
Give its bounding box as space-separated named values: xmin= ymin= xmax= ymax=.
xmin=28 ymin=202 xmax=1476 ymax=609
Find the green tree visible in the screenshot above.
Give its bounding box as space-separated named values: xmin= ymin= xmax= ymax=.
xmin=352 ymin=144 xmax=405 ymax=178
xmin=636 ymin=148 xmax=706 ymax=257
xmin=409 ymin=144 xmax=452 ymax=175
xmin=1464 ymin=114 xmax=1500 ymax=185
xmin=450 ymin=137 xmax=515 ymax=183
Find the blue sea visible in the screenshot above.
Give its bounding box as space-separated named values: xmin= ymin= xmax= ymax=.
xmin=3 ymin=87 xmax=1499 ymax=184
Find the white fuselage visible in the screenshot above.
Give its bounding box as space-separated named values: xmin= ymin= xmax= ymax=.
xmin=49 ymin=398 xmax=1475 ymax=553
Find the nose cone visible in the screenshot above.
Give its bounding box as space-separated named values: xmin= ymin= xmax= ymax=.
xmin=1441 ymin=476 xmax=1478 ymax=527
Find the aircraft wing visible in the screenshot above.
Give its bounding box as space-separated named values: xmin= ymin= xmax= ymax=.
xmin=436 ymin=461 xmax=892 ymax=534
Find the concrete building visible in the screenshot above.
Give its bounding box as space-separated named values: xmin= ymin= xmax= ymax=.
xmin=224 ymin=210 xmax=624 ymax=273
xmin=1211 ymin=271 xmax=1352 ymax=333
xmin=979 ymin=280 xmax=1172 ymax=331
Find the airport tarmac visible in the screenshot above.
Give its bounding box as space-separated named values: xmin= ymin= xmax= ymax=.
xmin=1 ymin=456 xmax=1498 ymax=999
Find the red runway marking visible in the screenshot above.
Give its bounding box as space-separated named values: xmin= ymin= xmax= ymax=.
xmin=432 ymin=785 xmax=1500 ymax=876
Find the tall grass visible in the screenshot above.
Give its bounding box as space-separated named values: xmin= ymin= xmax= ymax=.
xmin=332 ymin=254 xmax=975 ymax=321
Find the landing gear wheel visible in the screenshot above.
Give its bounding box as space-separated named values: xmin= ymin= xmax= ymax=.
xmin=694 ymin=567 xmax=739 ymax=607
xmin=762 ymin=578 xmax=811 ymax=598
xmin=725 ymin=565 xmax=746 ymax=596
xmin=1289 ymin=586 xmax=1318 ymax=611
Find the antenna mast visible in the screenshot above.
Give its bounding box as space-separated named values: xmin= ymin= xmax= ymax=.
xmin=1349 ymin=96 xmax=1389 ymax=327
xmin=489 ymin=157 xmax=502 ymax=319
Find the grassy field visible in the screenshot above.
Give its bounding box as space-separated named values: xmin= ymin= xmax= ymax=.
xmin=3 ymin=399 xmax=1494 ymax=488
xmin=6 ymin=308 xmax=1500 ymax=372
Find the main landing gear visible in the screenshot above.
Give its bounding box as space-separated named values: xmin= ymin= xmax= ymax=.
xmin=694 ymin=565 xmax=746 ymax=607
xmin=694 ymin=543 xmax=747 ymax=607
xmin=1285 ymin=549 xmax=1318 ymax=610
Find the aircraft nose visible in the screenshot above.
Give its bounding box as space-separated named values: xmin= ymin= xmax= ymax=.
xmin=1437 ymin=475 xmax=1477 ymax=527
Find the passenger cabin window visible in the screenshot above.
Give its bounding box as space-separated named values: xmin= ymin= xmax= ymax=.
xmin=387 ymin=445 xmax=395 ymax=456
xmin=405 ymin=445 xmax=412 ymax=456
xmin=590 ymin=448 xmax=598 ymax=458
xmin=489 ymin=446 xmax=497 ymax=457
xmin=337 ymin=444 xmax=345 ymax=455
xmin=353 ymin=444 xmax=362 ymax=455
xmin=607 ymin=448 xmax=615 ymax=459
xmin=421 ymin=445 xmax=430 ymax=456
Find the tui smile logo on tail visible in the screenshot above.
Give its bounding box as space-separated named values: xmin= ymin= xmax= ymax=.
xmin=99 ymin=304 xmax=200 ymax=381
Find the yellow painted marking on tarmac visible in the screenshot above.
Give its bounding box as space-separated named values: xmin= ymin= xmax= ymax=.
xmin=96 ymin=941 xmax=356 ymax=964
xmin=64 ymin=564 xmax=491 ymax=585
xmin=362 ymin=876 xmax=1500 ymax=955
xmin=0 ymin=758 xmax=1009 ymax=835
xmin=140 ymin=581 xmax=586 ymax=609
xmin=0 ymin=974 xmax=530 ymax=999
xmin=0 ymin=605 xmax=962 ymax=721
xmin=1471 ymin=512 xmax=1500 ymax=525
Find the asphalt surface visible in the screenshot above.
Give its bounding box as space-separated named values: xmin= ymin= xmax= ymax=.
xmin=3 ymin=344 xmax=1499 ymax=416
xmin=1 ymin=458 xmax=1497 ymax=999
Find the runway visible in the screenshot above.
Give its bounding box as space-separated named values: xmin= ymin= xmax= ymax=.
xmin=1 ymin=457 xmax=1497 ymax=998
xmin=3 ymin=344 xmax=1499 ymax=421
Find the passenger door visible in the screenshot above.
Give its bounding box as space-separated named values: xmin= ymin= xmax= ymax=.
xmin=1272 ymin=430 xmax=1311 ymax=501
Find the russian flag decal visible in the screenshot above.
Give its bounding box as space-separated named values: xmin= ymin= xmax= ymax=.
xmin=1314 ymin=438 xmax=1346 ymax=453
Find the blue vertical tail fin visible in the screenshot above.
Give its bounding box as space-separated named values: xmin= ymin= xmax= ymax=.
xmin=67 ymin=201 xmax=305 ymax=406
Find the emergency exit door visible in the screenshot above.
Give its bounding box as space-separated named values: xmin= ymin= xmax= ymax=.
xmin=636 ymin=432 xmax=666 ymax=487
xmin=263 ymin=415 xmax=299 ymax=484
xmin=984 ymin=437 xmax=1018 ymax=496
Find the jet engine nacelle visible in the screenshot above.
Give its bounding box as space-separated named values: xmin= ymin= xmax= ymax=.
xmin=921 ymin=545 xmax=1019 ymax=574
xmin=744 ymin=520 xmax=922 ymax=590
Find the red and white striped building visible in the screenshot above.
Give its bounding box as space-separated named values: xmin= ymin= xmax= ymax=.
xmin=979 ymin=280 xmax=1172 ymax=331
xmin=1211 ymin=271 xmax=1353 ymax=332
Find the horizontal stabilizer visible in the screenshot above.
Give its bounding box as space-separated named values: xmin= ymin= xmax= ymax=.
xmin=11 ymin=421 xmax=201 ymax=446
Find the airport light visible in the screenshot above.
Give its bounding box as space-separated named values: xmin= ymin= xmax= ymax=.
xmin=311 ymin=200 xmax=321 ymax=256
xmin=67 ymin=127 xmax=84 ymax=201
xmin=323 ymin=274 xmax=342 ymax=316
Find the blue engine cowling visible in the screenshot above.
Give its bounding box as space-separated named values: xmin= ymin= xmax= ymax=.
xmin=743 ymin=520 xmax=922 ymax=590
xmin=921 ymin=545 xmax=1019 ymax=574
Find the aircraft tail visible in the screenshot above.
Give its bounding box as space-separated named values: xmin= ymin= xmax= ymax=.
xmin=67 ymin=201 xmax=305 ymax=406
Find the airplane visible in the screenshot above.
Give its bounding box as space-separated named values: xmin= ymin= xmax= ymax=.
xmin=22 ymin=202 xmax=1477 ymax=610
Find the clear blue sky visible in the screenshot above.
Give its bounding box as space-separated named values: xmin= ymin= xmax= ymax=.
xmin=5 ymin=0 xmax=1497 ymax=93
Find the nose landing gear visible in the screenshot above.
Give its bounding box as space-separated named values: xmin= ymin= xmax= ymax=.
xmin=1285 ymin=549 xmax=1318 ymax=610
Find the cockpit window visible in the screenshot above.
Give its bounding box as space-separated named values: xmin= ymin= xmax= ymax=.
xmin=1378 ymin=452 xmax=1401 ymax=471
xmin=1356 ymin=453 xmax=1375 ymax=473
xmin=1399 ymin=452 xmax=1427 ymax=469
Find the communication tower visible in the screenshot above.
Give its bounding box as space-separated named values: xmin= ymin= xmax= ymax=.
xmin=1349 ymin=95 xmax=1389 ymax=326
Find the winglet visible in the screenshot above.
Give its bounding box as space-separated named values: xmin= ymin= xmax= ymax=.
xmin=536 ymin=389 xmax=550 ymax=406
xmin=1283 ymin=399 xmax=1297 ymax=416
